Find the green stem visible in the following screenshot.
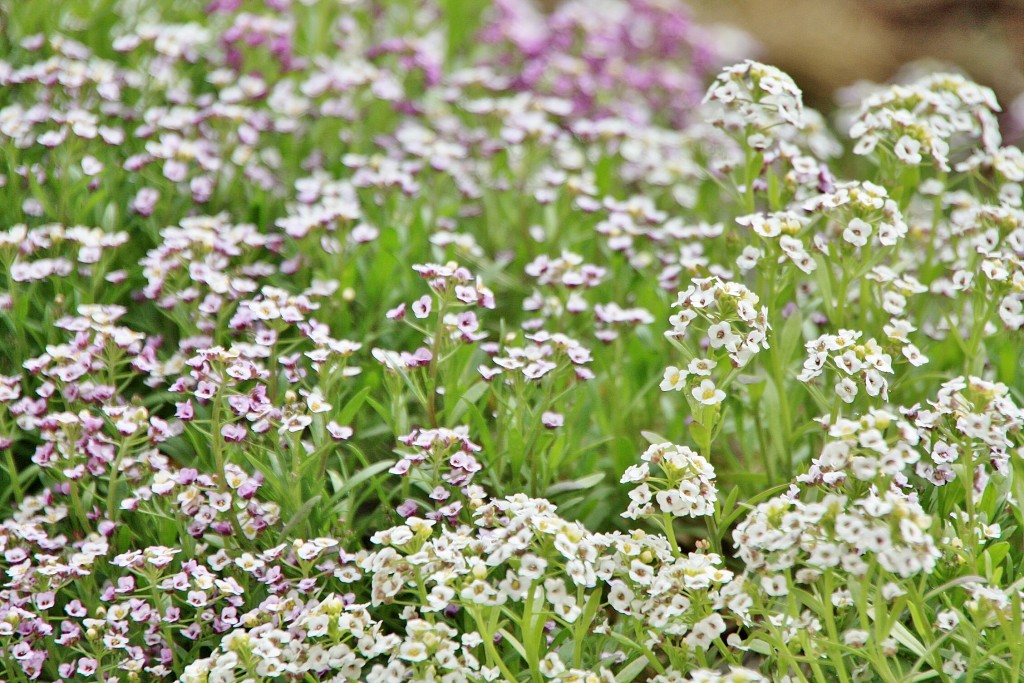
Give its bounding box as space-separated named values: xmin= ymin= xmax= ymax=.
xmin=706 ymin=506 xmax=723 ymax=557
xmin=662 ymin=513 xmax=680 ymax=557
xmin=209 ymin=386 xmax=247 ymax=542
xmin=425 ymin=297 xmax=449 ymax=428
xmin=822 ymin=571 xmax=852 ymax=683
xmin=105 ymin=437 xmax=133 ymax=524
xmin=472 ymin=608 xmax=518 ymax=683
xmin=68 ymin=480 xmax=92 ymax=535
xmin=4 ymin=448 xmax=23 ymax=504
xmin=771 ymin=350 xmax=794 ymax=479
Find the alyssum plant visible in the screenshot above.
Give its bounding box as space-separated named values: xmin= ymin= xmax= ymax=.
xmin=0 ymin=1 xmax=1023 ymax=681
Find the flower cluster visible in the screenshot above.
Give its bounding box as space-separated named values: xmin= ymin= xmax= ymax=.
xmin=802 ymin=180 xmax=909 ymax=253
xmin=4 ymin=0 xmax=1024 ymax=679
xmin=481 ymin=331 xmax=594 ymax=383
xmin=621 ymin=442 xmax=718 ymax=520
xmin=662 ymin=278 xmax=769 ymax=409
xmin=390 ymin=426 xmax=483 ymax=518
xmin=797 ymin=329 xmax=898 ymax=403
xmin=702 ymin=60 xmax=805 ymax=132
xmin=482 ymin=0 xmax=716 ymax=126
xmin=1 ymin=223 xmax=128 ymax=283
xmin=734 ymin=484 xmax=940 ymax=579
xmin=850 ymin=73 xmax=1001 ymax=170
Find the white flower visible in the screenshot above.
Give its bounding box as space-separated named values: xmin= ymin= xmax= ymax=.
xmin=902 ymin=343 xmax=929 ymax=366
xmin=761 ymin=575 xmax=789 ymax=596
xmin=688 ymin=357 xmax=716 ymax=376
xmin=936 ymin=609 xmax=959 ymax=631
xmin=279 ymin=414 xmax=312 ymax=433
xmin=736 ymin=245 xmax=762 ymax=271
xmin=305 ymin=390 xmax=332 ymax=414
xmin=843 ymin=629 xmax=869 ymax=647
xmin=707 ymin=322 xmax=740 ymax=350
xmin=893 ymin=135 xmax=922 ymax=164
xmin=539 ymin=653 xmax=565 ymax=678
xmin=842 ymin=218 xmax=872 ymax=247
xmin=398 ymin=641 xmax=428 ymax=662
xmin=998 ymin=296 xmax=1024 ymax=329
xmin=943 ymin=652 xmax=967 ymax=677
xmin=607 ymin=580 xmax=635 ymax=613
xmin=738 ymin=213 xmax=780 ymax=238
xmin=412 ymin=295 xmax=432 ymax=319
xmin=660 ymin=366 xmax=688 ymax=391
xmin=980 ymin=523 xmax=1001 ymax=540
xmin=693 ymin=379 xmax=726 ymax=406
xmin=836 ymin=377 xmax=858 ymax=403
xmin=863 ymin=369 xmax=885 ymax=397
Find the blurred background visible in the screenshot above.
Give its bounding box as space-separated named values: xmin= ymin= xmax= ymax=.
xmin=695 ymin=0 xmax=1024 ymax=139
xmin=537 ymin=0 xmax=1024 ymax=139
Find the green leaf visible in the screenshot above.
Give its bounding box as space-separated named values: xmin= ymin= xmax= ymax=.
xmin=579 ymin=584 xmax=603 ymax=630
xmin=688 ymin=420 xmax=709 ymax=447
xmin=891 ymin=619 xmax=927 ymax=658
xmin=986 ymin=542 xmax=1011 ymax=576
xmin=325 ymin=460 xmax=395 ymax=504
xmin=721 ymin=482 xmax=792 ymax=528
xmin=447 ymin=380 xmax=489 ymax=425
xmin=337 ymin=386 xmax=372 ymax=425
xmin=278 ymin=495 xmax=322 ymax=539
xmin=745 ymin=639 xmax=774 ymax=656
xmin=779 ymin=307 xmax=804 ymax=367
xmin=496 ymin=628 xmax=527 ymax=662
xmin=613 ymin=655 xmax=650 ymax=683
xmin=546 ymin=472 xmax=605 ymax=496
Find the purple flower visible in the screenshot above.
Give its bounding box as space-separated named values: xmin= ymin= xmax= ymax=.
xmin=221 ymin=423 xmax=247 ymax=443
xmin=327 ymin=421 xmax=353 ymax=440
xmin=131 ymin=187 xmax=160 ymax=216
xmin=542 ymin=411 xmax=564 ymax=428
xmin=412 ymin=295 xmax=432 ymax=319
xmin=396 ymin=499 xmax=419 ymax=517
xmin=389 ymin=459 xmax=411 ymax=476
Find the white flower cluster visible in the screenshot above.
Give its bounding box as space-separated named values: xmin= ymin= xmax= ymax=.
xmin=480 ymin=331 xmax=594 ymax=382
xmin=935 ymin=201 xmax=1024 ymax=330
xmin=621 ymin=442 xmax=718 ymax=520
xmin=913 ymin=376 xmax=1022 ymax=488
xmin=522 ymin=250 xmax=614 ymax=327
xmin=702 ymin=60 xmax=805 ymax=132
xmin=797 ymin=408 xmax=924 ymax=488
xmin=525 ymin=251 xmax=606 ymax=289
xmin=665 ymin=277 xmax=770 ymax=384
xmin=2 ymin=223 xmax=129 ymax=282
xmin=277 ymin=173 xmax=375 ymax=243
xmin=182 ymin=492 xmax=743 ymax=682
xmin=140 ymin=214 xmax=277 ymax=305
xmin=797 ymin=329 xmax=898 ymax=403
xmin=802 ymin=181 xmax=909 ymax=250
xmin=605 ymin=550 xmax=733 ymax=643
xmin=652 ymin=667 xmax=768 ymax=683
xmin=850 ymin=73 xmax=1001 ymax=170
xmin=735 ymin=211 xmax=816 ymax=274
xmin=864 ymin=265 xmax=930 ymax=321
xmin=412 ymin=262 xmax=497 ymax=310
xmin=734 ymin=486 xmax=939 ymax=580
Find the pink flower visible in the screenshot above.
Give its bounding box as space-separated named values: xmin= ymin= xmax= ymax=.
xmin=327 ymin=421 xmax=353 ymax=440
xmin=221 ymin=423 xmax=247 ymax=442
xmin=542 ymin=411 xmax=564 ymax=428
xmin=412 ymin=295 xmax=432 ymax=319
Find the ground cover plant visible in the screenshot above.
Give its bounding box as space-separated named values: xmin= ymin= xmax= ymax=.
xmin=1 ymin=0 xmax=1023 ymax=681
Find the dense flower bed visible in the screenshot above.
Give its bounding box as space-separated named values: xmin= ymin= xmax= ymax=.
xmin=1 ymin=1 xmax=1023 ymax=681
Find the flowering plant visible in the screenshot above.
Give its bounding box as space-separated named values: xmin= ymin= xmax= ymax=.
xmin=2 ymin=1 xmax=1024 ymax=682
